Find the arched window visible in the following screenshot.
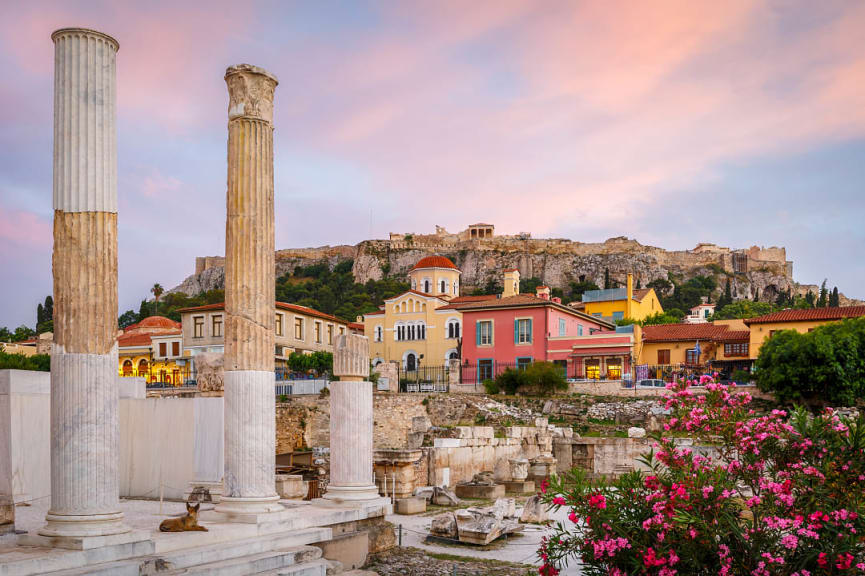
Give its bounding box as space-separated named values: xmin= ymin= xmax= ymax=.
xmin=416 ymin=322 xmax=425 ymax=340
xmin=453 ymin=282 xmax=458 ymax=295
xmin=440 ymin=279 xmax=446 ymax=293
xmin=122 ymin=359 xmax=133 ymax=376
xmin=406 ymin=353 xmax=417 ymax=371
xmin=411 ymin=279 xmax=417 ymax=290
xmin=447 ymin=350 xmax=459 ymax=361
xmin=446 ymin=318 xmax=461 ymax=339
xmin=372 ymin=357 xmax=383 ymax=367
xmin=401 ymin=301 xmax=407 ymax=313
xmin=375 ymin=325 xmax=383 ymax=342
xmin=137 ymin=359 xmax=149 ymax=379
xmin=423 ymin=278 xmax=431 ymax=293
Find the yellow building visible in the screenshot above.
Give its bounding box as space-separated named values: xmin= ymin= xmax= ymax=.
xmin=117 ymin=316 xmax=187 ymax=385
xmin=744 ymin=306 xmax=865 ymax=359
xmin=364 ymin=255 xmax=469 ymax=370
xmin=573 ymin=274 xmax=663 ymax=322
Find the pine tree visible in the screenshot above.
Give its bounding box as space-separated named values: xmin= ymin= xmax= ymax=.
xmin=636 ymin=277 xmax=642 ymax=289
xmin=716 ymin=278 xmax=733 ymax=310
xmin=805 ymin=290 xmax=815 ymax=307
xmin=829 ymin=286 xmax=840 ymax=308
xmin=604 ymin=268 xmax=611 ymax=290
xmin=817 ymin=280 xmax=828 ymax=307
xmin=753 ymin=289 xmax=760 ymax=302
xmin=44 ymin=296 xmax=53 ymax=320
xmin=37 ymin=303 xmax=44 ymax=326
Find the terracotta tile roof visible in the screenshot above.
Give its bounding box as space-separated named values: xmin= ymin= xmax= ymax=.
xmin=136 ymin=316 xmax=181 ymax=330
xmin=410 ymin=255 xmax=459 ymax=271
xmin=177 ymin=301 xmax=349 ymax=325
xmin=643 ymin=323 xmax=740 ymax=343
xmin=347 ymin=322 xmax=364 ymax=332
xmin=503 ymin=268 xmax=519 ymax=273
xmin=568 ymin=301 xmax=586 ymax=310
xmin=448 ymin=295 xmax=499 ymax=304
xmin=364 ymin=310 xmax=385 ymax=316
xmin=632 ymin=288 xmax=652 ymax=302
xmin=744 ymin=306 xmax=865 ymax=325
xmin=384 ymin=290 xmax=450 ymax=302
xmin=715 ymin=330 xmax=751 ymax=342
xmin=118 ymin=333 xmax=155 ymax=348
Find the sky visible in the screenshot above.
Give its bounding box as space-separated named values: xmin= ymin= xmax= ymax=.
xmin=1 ymin=0 xmax=864 ymax=329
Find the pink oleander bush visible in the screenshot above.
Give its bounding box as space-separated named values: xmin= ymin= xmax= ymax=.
xmin=538 ymin=375 xmax=865 ymax=575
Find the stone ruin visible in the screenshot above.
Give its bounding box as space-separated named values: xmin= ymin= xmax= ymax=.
xmin=195 ymin=351 xmax=224 ymax=395
xmin=429 ymin=497 xmax=523 ymax=545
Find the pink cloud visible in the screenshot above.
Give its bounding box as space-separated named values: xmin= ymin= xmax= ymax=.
xmin=139 ymin=169 xmax=182 ymax=199
xmin=0 ymin=207 xmax=52 ymax=250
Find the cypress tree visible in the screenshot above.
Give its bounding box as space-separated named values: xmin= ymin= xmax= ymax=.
xmin=604 ymin=268 xmax=611 ymax=290
xmin=817 ymin=280 xmax=828 ymax=307
xmin=829 ymin=286 xmax=840 ymax=307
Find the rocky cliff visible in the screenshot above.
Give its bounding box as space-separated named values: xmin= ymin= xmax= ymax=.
xmin=170 ymin=235 xmax=860 ymax=306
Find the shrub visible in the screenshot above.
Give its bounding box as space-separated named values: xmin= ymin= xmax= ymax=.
xmin=537 ymin=375 xmax=865 ymax=575
xmin=494 ymin=368 xmax=529 ymax=395
xmin=522 ymin=362 xmax=568 ymax=396
xmin=482 ymin=378 xmax=500 ymax=395
xmin=0 ymin=351 xmax=50 ymax=371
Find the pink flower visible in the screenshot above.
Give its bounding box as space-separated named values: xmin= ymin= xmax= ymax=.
xmin=552 ymin=496 xmax=566 ymax=507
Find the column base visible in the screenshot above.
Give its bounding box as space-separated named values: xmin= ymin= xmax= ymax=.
xmin=322 ymin=484 xmax=382 ymax=502
xmin=214 ymin=494 xmax=284 ymax=515
xmin=38 ymin=510 xmax=130 ymax=540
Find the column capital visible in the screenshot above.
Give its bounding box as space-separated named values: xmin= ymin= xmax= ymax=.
xmin=225 ymin=64 xmax=278 ymax=123
xmin=333 ymin=334 xmax=369 ymax=380
xmin=51 ymin=28 xmax=119 ymax=51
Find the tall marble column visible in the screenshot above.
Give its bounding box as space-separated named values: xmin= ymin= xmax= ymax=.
xmin=215 ymin=64 xmax=283 ymax=514
xmin=41 ymin=28 xmax=129 ymax=538
xmin=324 ymin=334 xmax=380 ymax=501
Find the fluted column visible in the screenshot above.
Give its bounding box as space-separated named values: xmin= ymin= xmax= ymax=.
xmin=41 ymin=28 xmax=128 ymax=538
xmin=324 ymin=335 xmax=379 ymax=501
xmin=215 ymin=64 xmax=282 ymax=515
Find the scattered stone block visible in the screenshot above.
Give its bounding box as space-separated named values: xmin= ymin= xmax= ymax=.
xmin=430 ymin=512 xmax=458 ymax=539
xmin=275 ymin=474 xmax=306 ymax=500
xmin=520 ymin=495 xmax=550 ymax=524
xmin=503 ymin=480 xmax=535 ymax=494
xmin=628 ymin=426 xmax=647 ymax=438
xmin=454 ymin=508 xmax=523 ymax=545
xmin=508 ymin=458 xmax=529 ymax=480
xmin=431 ymin=487 xmax=460 ymax=507
xmin=395 ymin=497 xmax=426 ymax=515
xmin=455 ymin=483 xmax=505 ymax=500
xmin=411 ymin=415 xmax=431 ymax=433
xmin=406 ymin=431 xmax=425 ymax=450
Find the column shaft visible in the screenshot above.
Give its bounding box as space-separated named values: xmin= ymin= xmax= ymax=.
xmin=217 ymin=64 xmax=281 ymax=515
xmin=42 ymin=28 xmax=127 ymax=538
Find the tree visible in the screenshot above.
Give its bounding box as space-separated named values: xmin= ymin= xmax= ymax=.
xmin=755 ymin=318 xmax=865 ymax=405
xmin=716 ymin=278 xmax=733 ymax=310
xmin=567 ymin=279 xmax=600 ymax=301
xmin=646 ymin=277 xmax=673 ymax=297
xmin=753 ymin=288 xmax=760 ymax=302
xmin=805 ymin=289 xmax=816 ymax=307
xmin=0 ymin=350 xmax=50 ymax=371
xmin=603 ymin=268 xmax=611 ymax=290
xmin=711 ymin=300 xmax=777 ymax=320
xmin=118 ymin=310 xmax=139 ymax=329
xmin=830 ymin=286 xmax=840 ymax=307
xmin=151 ymin=283 xmax=165 ymax=316
xmin=639 ymin=310 xmax=684 ymax=325
xmin=817 ymin=279 xmax=828 ymax=307
xmin=12 ymin=325 xmax=35 ymax=342
xmin=36 ymin=295 xmax=54 ymax=334
xmin=635 ymin=277 xmax=642 ymax=289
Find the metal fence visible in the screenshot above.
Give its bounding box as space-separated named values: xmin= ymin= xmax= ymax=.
xmin=397 ymin=364 xmax=449 ymax=393
xmin=275 ymin=378 xmax=330 ymax=396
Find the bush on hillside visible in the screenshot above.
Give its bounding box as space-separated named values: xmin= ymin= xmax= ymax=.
xmin=522 ymin=362 xmax=568 ymax=396
xmin=494 ymin=368 xmax=529 ymax=395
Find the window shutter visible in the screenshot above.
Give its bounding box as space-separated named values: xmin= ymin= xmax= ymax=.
xmin=476 ymin=321 xmax=481 ymax=346
xmin=514 ymin=320 xmax=519 ymax=343
xmin=528 ymin=319 xmax=533 ymax=342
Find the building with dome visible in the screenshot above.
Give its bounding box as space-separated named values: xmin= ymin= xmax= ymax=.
xmin=117 ymin=315 xmax=186 ymax=385
xmin=364 ymin=255 xmax=475 ymax=372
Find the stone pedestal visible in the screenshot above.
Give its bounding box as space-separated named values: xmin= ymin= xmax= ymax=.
xmin=216 ymin=64 xmax=282 ymax=516
xmin=528 ymin=455 xmax=557 ymax=484
xmin=508 ymin=458 xmax=529 ymax=480
xmin=323 ymin=335 xmax=380 ymax=502
xmin=40 ymin=28 xmax=129 ymax=539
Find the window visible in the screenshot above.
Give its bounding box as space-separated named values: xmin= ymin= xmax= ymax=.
xmin=686 ymin=349 xmax=701 ymax=365
xmin=558 ymin=318 xmax=566 ymax=337
xmin=193 ymin=316 xmax=204 ymax=338
xmin=405 ymin=353 xmax=417 ymax=371
xmin=612 ymin=311 xmax=624 ymax=321
xmin=375 ymin=325 xmax=383 ymax=342
xmin=294 ymin=317 xmax=304 ymax=340
xmin=447 ymin=319 xmax=460 ymax=339
xmin=327 ymin=324 xmax=333 ymax=345
xmin=212 ymin=315 xmax=223 ymax=337
xmin=586 ymin=360 xmax=600 ymax=380
xmin=516 ymin=357 xmax=532 ymax=370
xmin=578 ymin=325 xmax=584 ymax=336
xmin=606 ymin=359 xmax=622 ymax=380
xmin=440 ymin=279 xmax=446 ymax=293
xmin=339 ymin=326 xmax=345 ymax=335
xmin=704 ymin=309 xmax=711 ymax=318
xmin=423 ymin=279 xmax=431 ymax=293
xmin=477 ymin=321 xmax=493 ymax=346
xmin=478 ymin=359 xmax=493 ymax=381
xmin=314 ymin=322 xmax=322 ymax=343
xmin=657 ymin=349 xmax=671 ymax=364
xmin=274 ymin=313 xmax=283 ymax=337
xmin=172 ymin=342 xmax=180 ymax=356
xmin=159 ymin=342 xmax=167 ymax=356
xmin=724 ymin=343 xmax=749 ymax=356
xmin=516 ymin=318 xmax=532 ymax=344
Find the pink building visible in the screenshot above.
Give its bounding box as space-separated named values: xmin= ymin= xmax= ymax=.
xmin=445 ymin=284 xmax=634 ymax=382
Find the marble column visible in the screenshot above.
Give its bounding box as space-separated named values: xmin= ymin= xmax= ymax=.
xmin=215 ymin=64 xmax=283 ymax=515
xmin=41 ymin=28 xmax=128 ymax=538
xmin=324 ymin=334 xmax=380 ymax=501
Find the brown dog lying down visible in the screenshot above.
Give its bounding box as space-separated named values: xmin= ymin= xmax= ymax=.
xmin=159 ymin=501 xmax=208 ymax=532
